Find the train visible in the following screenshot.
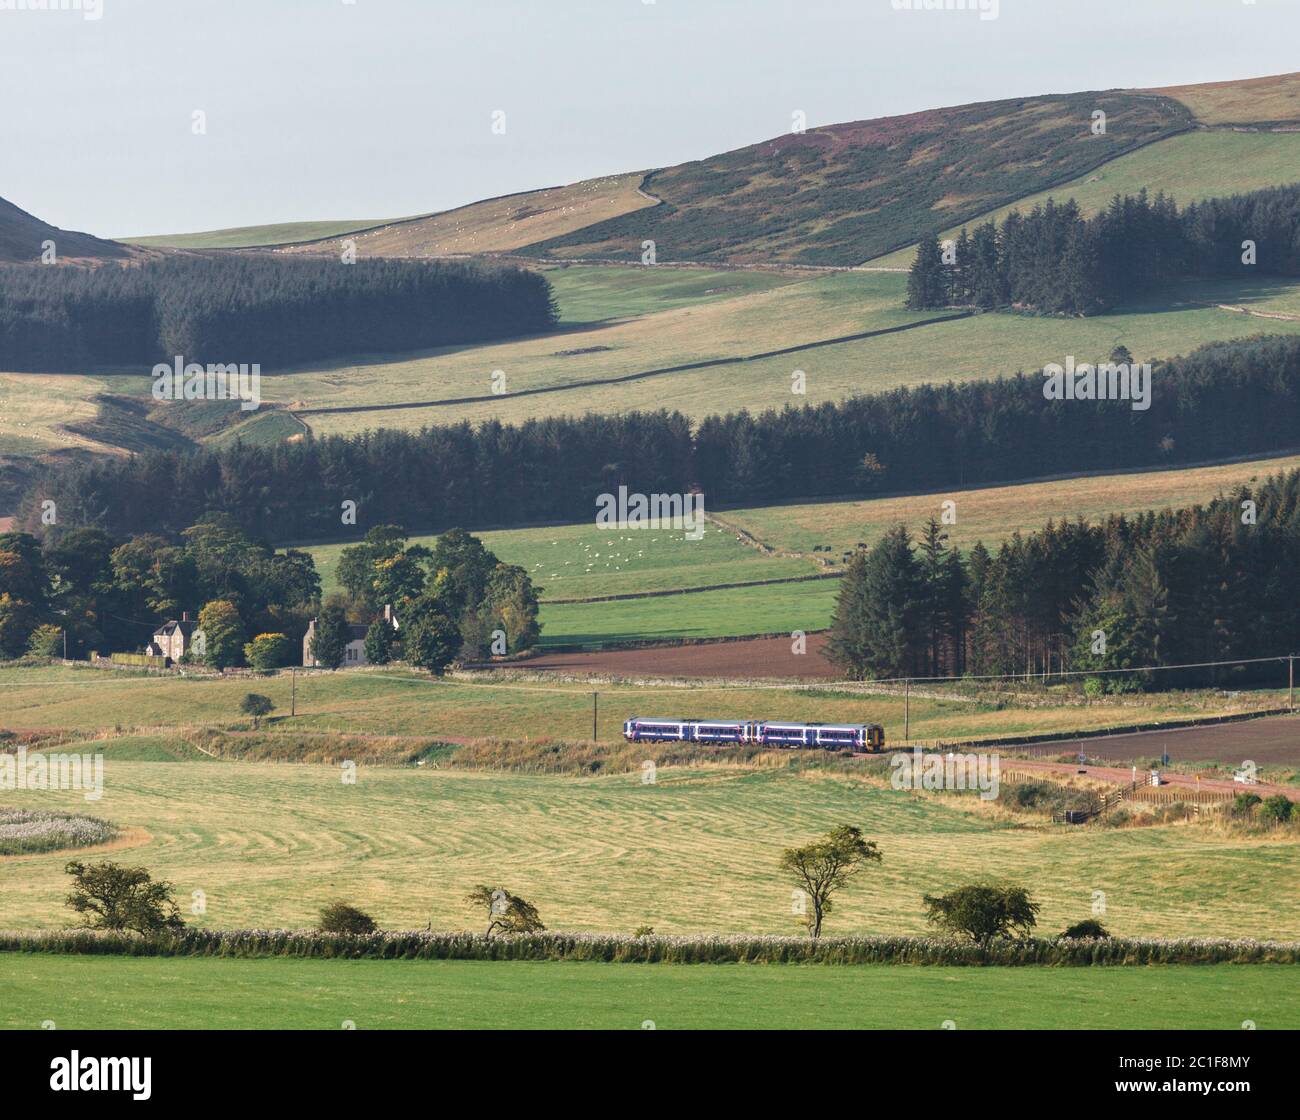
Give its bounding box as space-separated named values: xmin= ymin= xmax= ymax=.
xmin=622 ymin=717 xmax=885 ymax=752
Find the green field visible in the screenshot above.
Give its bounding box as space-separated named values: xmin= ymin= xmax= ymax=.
xmin=1 ymin=955 xmax=1292 ymax=1029
xmin=7 ymin=663 xmax=1278 ymax=745
xmin=544 ymin=263 xmax=801 ymax=324
xmin=309 ymin=519 xmax=817 ymax=605
xmin=868 ymin=130 xmax=1300 ymax=269
xmin=536 ymin=579 xmax=839 ymax=645
xmin=2 ymin=752 xmax=1297 ymax=937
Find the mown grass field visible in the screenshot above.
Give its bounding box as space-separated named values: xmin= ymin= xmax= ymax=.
xmin=1 ymin=955 xmax=1292 ymax=1029
xmin=2 ymin=753 xmax=1298 ymax=938
xmin=3 ymin=665 xmax=1277 ymax=744
xmin=720 ymin=452 xmax=1300 ymax=560
xmin=867 ymin=130 xmax=1300 ymax=269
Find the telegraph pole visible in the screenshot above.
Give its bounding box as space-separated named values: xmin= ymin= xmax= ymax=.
xmin=291 ymin=668 xmax=297 ymax=717
xmin=1289 ymin=655 xmax=1294 ymax=712
xmin=904 ymin=678 xmax=910 ymax=742
xmin=592 ymin=692 xmax=598 ymax=741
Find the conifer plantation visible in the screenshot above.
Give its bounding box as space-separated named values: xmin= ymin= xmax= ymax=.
xmin=827 ymin=468 xmax=1300 ymax=687
xmin=0 ymin=255 xmax=557 ymax=371
xmin=907 ymin=183 xmax=1300 ymax=314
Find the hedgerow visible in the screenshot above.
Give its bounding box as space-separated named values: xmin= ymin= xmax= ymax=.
xmin=2 ymin=929 xmax=1296 ymax=966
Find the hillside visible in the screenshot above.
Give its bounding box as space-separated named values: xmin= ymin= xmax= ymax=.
xmin=522 ymin=92 xmax=1193 ymax=266
xmin=124 ymin=73 xmax=1300 ymax=268
xmin=125 ymin=216 xmax=404 ymax=250
xmin=1156 ymin=70 xmax=1300 ymax=126
xmin=0 ymin=194 xmax=132 ymax=263
xmin=132 ymin=173 xmax=655 ymax=254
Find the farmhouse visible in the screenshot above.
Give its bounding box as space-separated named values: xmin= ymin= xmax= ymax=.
xmin=148 ymin=612 xmax=204 ymax=662
xmin=302 ymin=605 xmax=397 ymax=668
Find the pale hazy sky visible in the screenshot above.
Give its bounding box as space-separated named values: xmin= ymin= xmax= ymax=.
xmin=3 ymin=0 xmax=1296 ymax=238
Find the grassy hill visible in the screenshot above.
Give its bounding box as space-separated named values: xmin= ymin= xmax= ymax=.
xmin=867 ymin=129 xmax=1300 ymax=270
xmin=113 ymin=73 xmax=1300 ymax=269
xmin=131 ymin=174 xmax=656 ymax=254
xmin=1156 ymin=70 xmax=1300 ymax=126
xmin=0 ymin=195 xmax=133 ymax=264
xmin=520 ymin=92 xmax=1192 ymax=266
xmin=124 ymin=217 xmax=404 ymax=250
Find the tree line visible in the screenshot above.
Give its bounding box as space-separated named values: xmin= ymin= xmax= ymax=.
xmin=0 ymin=254 xmax=557 ymax=371
xmin=908 ymin=183 xmax=1300 ymax=314
xmin=828 ymin=467 xmax=1300 ymax=688
xmin=0 ymin=516 xmax=538 ymax=673
xmin=20 ymin=333 xmax=1300 ymax=541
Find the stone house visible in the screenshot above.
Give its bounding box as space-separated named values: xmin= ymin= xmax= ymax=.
xmin=148 ymin=611 xmax=205 ymax=662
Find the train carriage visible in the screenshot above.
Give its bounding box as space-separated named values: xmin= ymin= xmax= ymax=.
xmin=623 ymin=717 xmax=884 ymax=751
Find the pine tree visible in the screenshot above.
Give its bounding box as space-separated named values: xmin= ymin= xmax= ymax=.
xmin=906 ymin=235 xmax=947 ymax=309
xmin=827 ymin=526 xmax=924 ymax=679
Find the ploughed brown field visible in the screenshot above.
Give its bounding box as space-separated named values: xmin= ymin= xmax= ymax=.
xmin=1057 ymin=714 xmax=1300 ymax=767
xmin=518 ymin=632 xmax=840 ymax=679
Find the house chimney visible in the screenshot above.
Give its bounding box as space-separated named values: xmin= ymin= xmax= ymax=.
xmin=384 ymin=604 xmax=392 ymax=622
xmin=182 ymin=611 xmax=190 ymax=622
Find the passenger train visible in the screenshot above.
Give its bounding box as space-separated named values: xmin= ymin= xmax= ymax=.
xmin=622 ymin=717 xmax=885 ymax=752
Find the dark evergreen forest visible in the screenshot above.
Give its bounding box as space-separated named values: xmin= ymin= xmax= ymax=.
xmin=827 ymin=467 xmax=1300 ymax=689
xmin=907 ymin=183 xmax=1300 ymax=314
xmin=0 ymin=254 xmax=557 ymax=371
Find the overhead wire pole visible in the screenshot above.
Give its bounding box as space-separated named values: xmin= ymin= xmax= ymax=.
xmin=592 ymin=691 xmax=598 ymax=741
xmin=904 ymin=678 xmax=910 ymax=742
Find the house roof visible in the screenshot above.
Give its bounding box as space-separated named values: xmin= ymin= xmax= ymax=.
xmin=154 ymin=619 xmax=199 ymax=638
xmin=305 ymin=619 xmax=382 ymax=642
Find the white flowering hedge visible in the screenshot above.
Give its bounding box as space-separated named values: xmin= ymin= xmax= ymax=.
xmin=0 ymin=809 xmax=117 ymax=855
xmin=1 ymin=928 xmax=1297 ymax=966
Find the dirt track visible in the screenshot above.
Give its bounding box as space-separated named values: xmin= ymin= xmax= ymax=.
xmin=522 ymin=633 xmax=840 ymax=679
